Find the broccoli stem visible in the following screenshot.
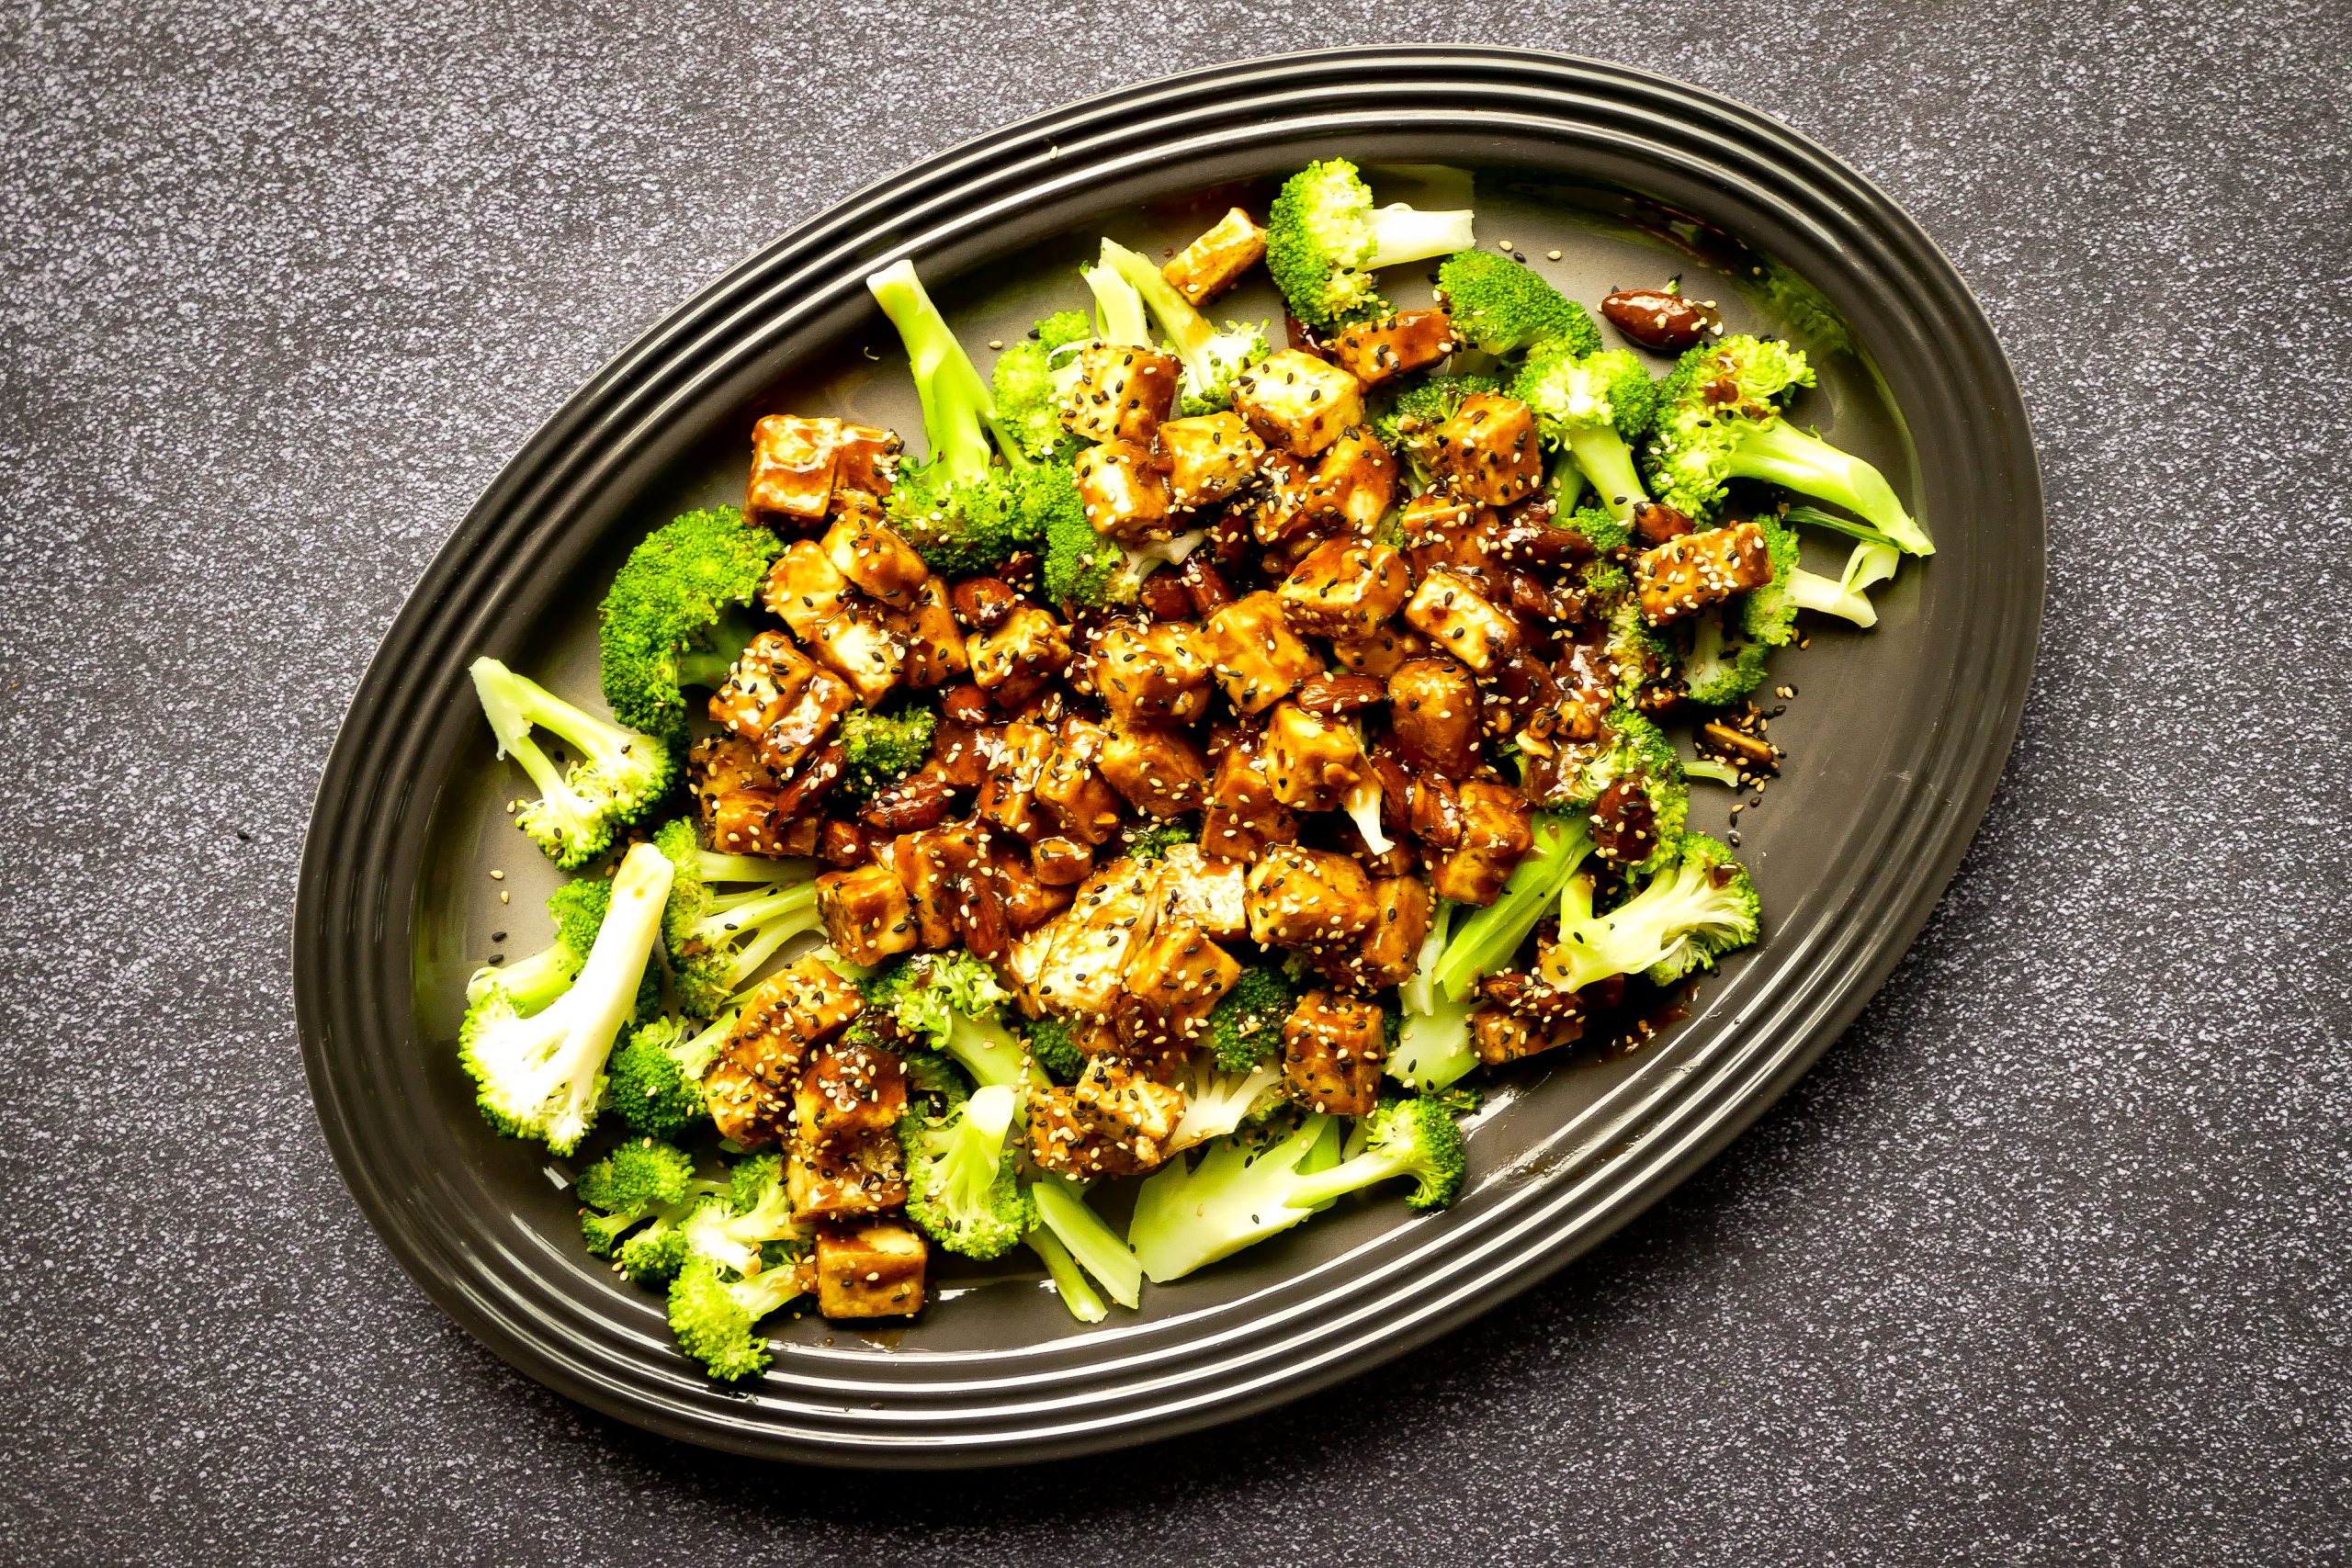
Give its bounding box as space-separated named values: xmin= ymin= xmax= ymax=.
xmin=866 ymin=258 xmax=1023 ymax=481
xmin=475 ymin=660 xmax=647 ymax=780
xmin=1565 ymin=425 xmax=1649 ymax=523
xmin=468 ymin=942 xmax=572 ymax=1011
xmin=944 ymin=1014 xmax=1050 ymax=1100
xmin=1431 ymin=815 xmax=1592 ymax=1001
xmin=1684 ymin=754 xmax=1743 ymax=787
xmin=1364 ymin=203 xmax=1477 ymax=269
xmin=1080 ymin=258 xmax=1151 ymax=349
xmin=1027 ymin=1228 xmax=1109 ymax=1323
xmin=1030 ymin=1177 xmax=1142 ymax=1308
xmin=1283 ymin=1144 xmax=1418 ymax=1211
xmin=1787 ymin=567 xmax=1877 ymax=627
xmin=1726 ymin=423 xmax=1931 ymax=556
xmin=1102 ymin=239 xmax=1212 ymax=369
xmin=692 ymin=847 xmax=814 ymax=885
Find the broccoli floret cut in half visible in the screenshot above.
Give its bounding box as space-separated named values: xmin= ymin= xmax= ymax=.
xmin=469 ymin=658 xmax=677 ymax=871
xmin=1266 ymin=158 xmax=1476 ymax=329
xmin=596 ymin=505 xmax=781 ymax=741
xmin=900 ymin=1082 xmax=1031 ymax=1260
xmin=1435 ymin=249 xmax=1600 ymax=359
xmin=467 ymin=874 xmax=656 ymax=1021
xmin=652 ymin=818 xmax=823 ymax=1017
xmin=574 ymin=1138 xmax=707 ymax=1258
xmin=1542 ymin=831 xmax=1761 ymax=991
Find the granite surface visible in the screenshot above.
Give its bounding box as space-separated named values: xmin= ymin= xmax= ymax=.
xmin=3 ymin=3 xmax=2348 ymax=1563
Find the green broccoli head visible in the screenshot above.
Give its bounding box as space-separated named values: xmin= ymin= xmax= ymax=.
xmin=1206 ymin=964 xmax=1298 ymax=1073
xmin=883 ymin=461 xmax=1035 ymax=577
xmin=1568 ymin=503 xmax=1631 ymax=556
xmin=653 ymin=817 xmax=822 ymax=1018
xmin=1041 ymin=486 xmax=1130 ymax=610
xmin=1123 ymin=819 xmax=1194 ymax=863
xmin=1512 ymin=343 xmax=1658 ymax=443
xmin=1436 ymin=250 xmax=1600 ymax=358
xmin=469 ymin=659 xmax=679 ymax=870
xmin=1544 ymin=831 xmax=1760 ymax=990
xmin=1678 ymin=609 xmax=1770 ymax=707
xmin=666 ymin=1255 xmax=805 ymax=1380
xmin=834 ymin=705 xmax=938 ymax=807
xmin=1373 ymin=371 xmax=1499 ymax=482
xmin=1267 ymin=158 xmax=1476 ymax=329
xmin=1640 ymin=832 xmax=1762 ymax=984
xmin=466 ymin=874 xmax=623 ymax=1013
xmin=1644 ymin=334 xmax=1818 ymax=521
xmin=676 ymin=1153 xmax=803 ymax=1279
xmin=1573 ymin=706 xmax=1690 ymax=878
xmin=1026 ymin=1018 xmax=1086 ymax=1084
xmin=991 ymin=310 xmax=1092 ymax=463
xmin=605 ymin=1011 xmax=732 ymax=1138
xmin=596 ymin=505 xmax=781 ymax=740
xmin=574 ymin=1138 xmax=698 ymax=1255
xmin=899 ymin=1082 xmax=1030 ymax=1260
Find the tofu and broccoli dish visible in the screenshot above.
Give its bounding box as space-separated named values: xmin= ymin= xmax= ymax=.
xmin=455 ymin=159 xmax=1931 ymax=1379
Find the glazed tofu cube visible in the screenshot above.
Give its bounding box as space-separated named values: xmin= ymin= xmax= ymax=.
xmin=888 ymin=576 xmax=967 ymax=689
xmin=1325 ymin=309 xmax=1456 ymax=387
xmin=1430 ymin=391 xmax=1543 ymax=505
xmin=1031 ymin=835 xmax=1096 ymax=887
xmin=1011 ymin=856 xmax=1161 ymax=1021
xmin=890 ymin=824 xmax=962 ymax=949
xmin=832 ymin=423 xmax=902 ymax=500
xmin=995 ymin=844 xmax=1075 ymax=932
xmin=1063 ymin=344 xmax=1182 ymax=445
xmin=1245 ymin=844 xmax=1376 ymax=952
xmin=1158 ymin=412 xmax=1265 ymax=508
xmin=1099 ymin=721 xmax=1209 ymax=818
xmin=966 ymin=605 xmax=1071 ymax=705
xmin=1163 ymin=207 xmax=1267 ymax=306
xmin=1634 ymin=521 xmax=1773 ymax=626
xmin=1205 ymin=591 xmax=1322 ymax=714
xmin=820 ymin=511 xmax=929 ymax=610
xmin=1118 ymin=917 xmax=1242 ymax=1048
xmin=703 ymin=1055 xmax=787 ymax=1147
xmin=1397 ymin=490 xmax=1477 ymax=549
xmin=735 ymin=954 xmax=865 ymax=1056
xmin=746 ymin=414 xmax=841 ymax=528
xmin=807 ymin=603 xmax=907 ymax=707
xmin=794 ymin=1037 xmax=909 ymax=1147
xmin=1309 ymin=874 xmax=1431 ymax=992
xmin=1278 ymin=536 xmax=1410 ymax=640
xmin=1230 ymin=349 xmax=1366 ymax=457
xmin=761 ymin=541 xmax=853 ymax=641
xmin=1430 ymin=781 xmax=1534 ymax=907
xmin=1148 ymin=843 xmax=1250 ymax=942
xmin=978 ymin=720 xmax=1052 ymax=840
xmin=1302 ymin=426 xmax=1401 ymax=535
xmin=1201 ymin=729 xmax=1298 ymax=863
xmin=1469 ymin=1005 xmax=1584 ymax=1066
xmin=813 ymin=1219 xmax=927 ymax=1317
xmin=1261 ymin=699 xmax=1363 ymax=813
xmin=1404 ymin=566 xmax=1521 ymax=674
xmin=1093 ymin=620 xmax=1215 ymax=725
xmin=814 ymin=862 xmax=918 ymax=966
xmin=1328 ymin=623 xmax=1431 ymax=680
xmin=708 ymin=629 xmax=807 ymax=741
xmin=1247 ymin=450 xmax=1318 ymax=547
xmin=1027 ymin=1058 xmax=1187 ymax=1178
xmin=788 ymin=1136 xmax=910 ymax=1223
xmin=758 ymin=660 xmax=855 ymax=778
xmin=1386 ymin=655 xmax=1482 ymax=779
xmin=1282 ymin=991 xmax=1387 ymax=1116
xmin=1034 ymin=716 xmax=1125 ymax=846
xmin=1074 ymin=438 xmax=1175 ymax=543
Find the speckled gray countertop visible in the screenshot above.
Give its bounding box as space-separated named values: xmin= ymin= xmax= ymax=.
xmin=3 ymin=5 xmax=2347 ymax=1563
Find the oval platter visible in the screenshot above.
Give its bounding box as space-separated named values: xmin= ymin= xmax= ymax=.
xmin=295 ymin=46 xmax=2043 ymax=1467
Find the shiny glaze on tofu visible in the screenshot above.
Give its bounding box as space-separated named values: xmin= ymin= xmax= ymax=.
xmin=1468 ymin=1004 xmax=1585 ymax=1066
xmin=1063 ymin=344 xmax=1182 ymax=445
xmin=1328 ymin=622 xmax=1431 ymax=680
xmin=789 ymin=1136 xmax=910 ymax=1222
xmin=888 ymin=576 xmax=968 ymax=689
xmin=1325 ymin=309 xmax=1455 ymax=387
xmin=1162 ymin=207 xmax=1267 ymax=306
xmin=1385 ymin=655 xmax=1482 ymax=779
xmin=1230 ymin=349 xmax=1365 ymax=457
xmin=1157 ymin=412 xmax=1265 ymax=508
xmin=1074 ymin=438 xmax=1175 ymax=543
xmin=1300 ymin=426 xmax=1401 ymax=535
xmin=1306 ymin=874 xmax=1430 ymax=991
xmin=1403 ymin=566 xmax=1521 ymax=674
xmin=1244 ymin=843 xmax=1376 ymax=953
xmin=1204 ymin=591 xmax=1322 ymax=714
xmin=746 ymin=414 xmax=842 ymax=528
xmin=1278 ymin=535 xmax=1410 ymax=641
xmin=977 ymin=720 xmax=1052 ymax=841
xmin=813 ymin=1218 xmax=927 ymax=1317
xmin=1006 ymin=854 xmax=1161 ymax=1021
xmin=805 ymin=601 xmax=908 ymax=708
xmin=704 ymin=1055 xmax=788 ymax=1147
xmin=889 ymin=823 xmax=963 ymax=949
xmin=761 ymin=541 xmax=852 ymax=640
xmin=794 ymin=1037 xmax=909 ymax=1148
xmin=1282 ymin=990 xmax=1386 ymax=1116
xmin=1261 ymin=699 xmax=1363 ymax=813
xmin=1634 ymin=521 xmax=1772 ymax=625
xmin=1116 ymin=916 xmax=1241 ymax=1049
xmin=1092 ymin=619 xmax=1215 ymax=725
xmin=965 ymin=605 xmax=1071 ymax=707
xmin=1429 ymin=391 xmax=1543 ymax=505
xmin=820 ymin=510 xmax=929 ymax=609
xmin=1429 ymin=781 xmax=1534 ymax=907
xmin=815 ymin=862 xmax=918 ymax=966
xmin=1027 ymin=1057 xmax=1186 ymax=1178
xmin=1200 ymin=728 xmax=1299 ymax=863
xmin=1033 ymin=716 xmax=1126 ymax=846
xmin=733 ymin=955 xmax=865 ymax=1062
xmin=1148 ymin=843 xmax=1250 ymax=942
xmin=1099 ymin=721 xmax=1210 ymax=818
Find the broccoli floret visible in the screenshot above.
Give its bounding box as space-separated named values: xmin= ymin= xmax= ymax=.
xmin=666 ymin=1255 xmax=806 ymax=1380
xmin=1206 ymin=964 xmax=1298 ymax=1072
xmin=1025 ymin=1018 xmax=1086 ymax=1085
xmin=1512 ymin=341 xmax=1658 ymax=525
xmin=1029 ymin=1175 xmax=1143 ymax=1308
xmin=1389 ymin=899 xmax=1478 ymax=1091
xmin=991 ymin=310 xmax=1093 ymax=464
xmin=1101 ymin=238 xmax=1269 ymax=412
xmin=1567 ymin=707 xmax=1690 ymax=878
xmin=1736 ymin=515 xmax=1881 ymax=642
xmin=900 ymin=1082 xmax=1030 ymax=1259
xmin=1040 ymin=500 xmax=1206 ymax=614
xmin=469 ymin=659 xmax=677 ymax=870
xmin=675 ymin=1153 xmax=805 ymax=1279
xmin=1285 ymin=1097 xmax=1467 ymax=1213
xmin=1266 ymin=158 xmax=1476 ymax=329
xmin=457 ymin=840 xmax=673 ymax=1155
xmin=1544 ymin=832 xmax=1760 ymax=990
xmin=1166 ymin=1051 xmax=1286 ymax=1149
xmin=1568 ymin=502 xmax=1631 ymax=556
xmin=1430 ymin=813 xmax=1593 ymax=1003
xmin=861 ymin=952 xmax=1048 ymax=1097
xmin=653 ymin=818 xmax=822 ymax=1017
xmin=605 ymin=1010 xmax=733 ymax=1138
xmin=1373 ymin=371 xmax=1500 ymax=485
xmin=867 ymin=258 xmax=1048 ymax=575
xmin=1123 ymin=819 xmax=1195 ymax=863
xmin=596 ymin=506 xmax=781 ymax=740
xmin=574 ymin=1138 xmax=702 ymax=1256
xmin=1645 ymin=335 xmax=1930 ymax=553
xmin=1679 ymin=609 xmax=1770 ymax=707
xmin=1435 ymin=249 xmax=1600 ymax=358
xmin=1577 ymin=562 xmax=1673 ymax=703
xmin=833 ymin=704 xmax=938 ymax=807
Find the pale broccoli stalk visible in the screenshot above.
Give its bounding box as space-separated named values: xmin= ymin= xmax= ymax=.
xmin=1512 ymin=343 xmax=1660 ymax=525
xmin=1542 ymin=832 xmax=1761 ymax=990
xmin=469 ymin=658 xmax=677 ymax=870
xmin=1340 ymin=722 xmax=1395 ymax=854
xmin=676 ymin=1154 xmax=806 ymax=1278
xmin=1100 ymin=238 xmax=1268 ymax=412
xmin=1080 ymin=257 xmax=1152 ymax=348
xmin=457 ymin=840 xmax=674 ymax=1156
xmin=1388 ymin=899 xmax=1479 ymax=1092
xmin=1028 ymin=1175 xmax=1143 ymax=1309
xmin=1166 ymin=1051 xmax=1287 ymax=1153
xmin=1026 ymin=1227 xmax=1108 ymax=1324
xmin=1430 ymin=814 xmax=1594 ymax=1002
xmin=655 ymin=818 xmax=822 ymax=1016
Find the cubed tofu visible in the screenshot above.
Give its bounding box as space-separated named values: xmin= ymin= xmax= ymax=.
xmin=1074 ymin=438 xmax=1175 ymax=543
xmin=1397 ymin=489 xmax=1478 ymax=548
xmin=733 ymin=955 xmax=865 ymax=1062
xmin=1063 ymin=344 xmax=1182 ymax=445
xmin=1278 ymin=536 xmax=1410 ymax=640
xmin=1634 ymin=521 xmax=1773 ymax=626
xmin=1404 ymin=566 xmax=1522 ymax=674
xmin=1469 ymin=1005 xmax=1585 ymax=1066
xmin=1261 ymin=699 xmax=1363 ymax=813
xmin=1245 ymin=844 xmax=1376 ymax=952
xmin=1301 ymin=426 xmax=1401 ymax=535
xmin=704 ymin=1055 xmax=788 ymax=1147
xmin=820 ymin=510 xmax=929 ymax=610
xmin=788 ymin=1135 xmax=910 ymax=1222
xmin=890 ymin=824 xmax=962 ymax=949
xmin=814 ymin=862 xmax=918 ymax=966
xmin=813 ymin=1219 xmax=927 ymax=1317
xmin=1093 ymin=619 xmax=1215 ymax=725
xmin=761 ymin=540 xmax=854 ymax=641
xmin=1282 ymin=990 xmax=1387 ymax=1116
xmin=995 ymin=844 xmax=1075 ymax=933
xmin=1429 ymin=781 xmax=1534 ymax=907
xmin=1309 ymin=874 xmax=1431 ymax=992
xmin=1325 ymin=309 xmax=1456 ymax=387
xmin=1328 ymin=622 xmax=1431 ymax=680
xmin=1157 ymin=412 xmax=1265 ymax=508
xmin=1148 ymin=843 xmax=1250 ymax=942
xmin=759 ymin=661 xmax=855 ymax=778
xmin=794 ymin=1037 xmax=909 ymax=1147
xmin=1430 ymin=391 xmax=1543 ymax=505
xmin=966 ymin=605 xmax=1071 ymax=705
xmin=1163 ymin=207 xmax=1267 ymax=306
xmin=1230 ymin=349 xmax=1366 ymax=457
xmin=1117 ymin=917 xmax=1241 ymax=1049
xmin=1205 ymin=591 xmax=1322 ymax=714
xmin=1386 ymin=655 xmax=1482 ymax=779
xmin=1034 ymin=716 xmax=1125 ymax=846
xmin=708 ymin=629 xmax=806 ymax=741
xmin=977 ymin=720 xmax=1051 ymax=840
xmin=1031 ymin=835 xmax=1096 ymax=887
xmin=1099 ymin=721 xmax=1209 ymax=818
xmin=1248 ymin=450 xmax=1318 ymax=547
xmin=1201 ymin=728 xmax=1298 ymax=863
xmin=1027 ymin=1058 xmax=1187 ymax=1178
xmin=888 ymin=576 xmax=967 ymax=689
xmin=806 ymin=602 xmax=907 ymax=709
xmin=832 ymin=423 xmax=902 ymax=499
xmin=1008 ymin=855 xmax=1161 ymax=1021
xmin=746 ymin=414 xmax=841 ymax=528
